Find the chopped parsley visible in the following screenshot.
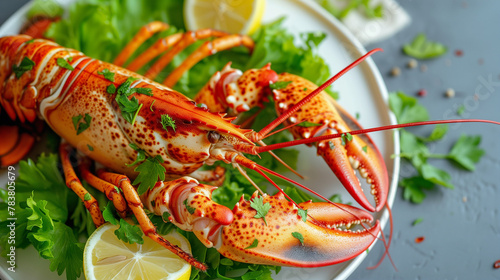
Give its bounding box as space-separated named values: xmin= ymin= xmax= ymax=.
xmin=13 ymin=57 xmax=35 ymax=78
xmin=106 ymin=84 xmax=116 ymax=94
xmin=161 ymin=114 xmax=176 ymax=132
xmin=87 ymin=144 xmax=94 ymax=151
xmin=362 ymin=145 xmax=368 ymax=153
xmin=97 ymin=68 xmax=115 ymax=82
xmin=162 ymin=212 xmax=170 ymax=221
xmin=72 ymin=113 xmax=92 ymax=135
xmin=83 ymin=193 xmax=91 ymax=201
xmin=412 ymin=218 xmax=424 ymax=226
xmin=56 ymin=57 xmax=74 ymax=70
xmin=150 ymin=100 xmax=156 ymax=112
xmin=250 ymin=196 xmax=272 ymax=226
xmin=341 ymin=133 xmax=353 ymax=146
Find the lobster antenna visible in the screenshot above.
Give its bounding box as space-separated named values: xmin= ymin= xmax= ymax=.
xmin=251 ymin=119 xmax=500 ymax=153
xmin=254 ymin=48 xmax=383 ymax=140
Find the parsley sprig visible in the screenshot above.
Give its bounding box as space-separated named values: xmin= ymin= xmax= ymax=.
xmin=127 ymin=143 xmax=166 ymax=195
xmin=389 ymin=92 xmax=485 ymax=203
xmin=250 ymin=196 xmax=272 ymax=226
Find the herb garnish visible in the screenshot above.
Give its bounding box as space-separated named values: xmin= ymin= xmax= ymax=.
xmin=56 ymin=57 xmax=74 ymax=70
xmin=250 ymin=196 xmax=272 ymax=226
xmin=291 ymin=232 xmax=304 ymax=245
xmin=245 ymin=239 xmax=259 ymax=249
xmin=183 ymin=199 xmax=196 ymax=214
xmin=269 ymin=81 xmax=292 ymax=90
xmin=341 ymin=133 xmax=353 ymax=146
xmin=297 ymin=209 xmax=308 ymax=222
xmin=97 ymin=68 xmax=115 ymax=82
xmin=13 ymin=57 xmax=35 ymax=78
xmin=161 ymin=114 xmax=176 ymax=132
xmin=390 ymin=92 xmax=485 ymax=203
xmin=72 ymin=113 xmax=92 ymax=135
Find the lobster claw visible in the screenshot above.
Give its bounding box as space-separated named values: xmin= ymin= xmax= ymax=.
xmin=215 ymin=192 xmax=380 ymax=267
xmin=273 ymin=73 xmax=389 ymax=212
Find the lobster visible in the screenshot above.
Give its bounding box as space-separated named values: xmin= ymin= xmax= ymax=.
xmin=0 ymin=24 xmax=388 ymax=272
xmin=2 ymin=21 xmax=498 ymax=273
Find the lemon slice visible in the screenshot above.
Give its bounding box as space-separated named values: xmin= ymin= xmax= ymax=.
xmin=184 ymin=0 xmax=266 ymax=34
xmin=84 ymin=222 xmax=191 ymax=280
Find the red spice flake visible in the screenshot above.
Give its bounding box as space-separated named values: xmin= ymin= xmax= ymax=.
xmin=415 ymin=236 xmax=425 ymax=243
xmin=417 ymin=89 xmax=427 ymax=97
xmin=494 ymin=260 xmax=500 ymax=269
xmin=455 ymin=49 xmax=464 ymax=57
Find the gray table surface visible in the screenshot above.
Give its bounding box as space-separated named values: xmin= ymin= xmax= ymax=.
xmin=1 ymin=1 xmax=499 ymax=280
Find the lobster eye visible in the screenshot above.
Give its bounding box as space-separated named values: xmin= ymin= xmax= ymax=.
xmin=207 ymin=131 xmax=221 ymax=144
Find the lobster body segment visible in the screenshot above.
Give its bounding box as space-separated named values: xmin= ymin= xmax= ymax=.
xmin=0 ymin=35 xmax=252 ymax=178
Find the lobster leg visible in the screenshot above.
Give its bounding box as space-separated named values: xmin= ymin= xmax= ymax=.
xmin=59 ymin=143 xmax=105 ymax=227
xmin=78 ymin=158 xmax=128 ymax=218
xmin=113 ymin=21 xmax=170 ymax=66
xmin=96 ymin=170 xmax=208 ymax=271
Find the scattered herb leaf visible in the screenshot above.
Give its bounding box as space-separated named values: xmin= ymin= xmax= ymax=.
xmin=297 ymin=209 xmax=308 ymax=222
xmin=457 ymin=104 xmax=466 ymax=116
xmin=403 ymin=33 xmax=447 ymax=59
xmin=97 ymin=68 xmax=115 ymax=82
xmin=56 ymin=57 xmax=74 ymax=70
xmin=341 ymin=133 xmax=353 ymax=146
xmin=83 ymin=193 xmax=91 ymax=201
xmin=87 ymin=144 xmax=94 ymax=151
xmin=269 ymin=81 xmax=292 ymax=90
xmin=362 ymin=145 xmax=368 ymax=153
xmin=328 ymin=141 xmax=335 ymax=150
xmin=245 ymin=239 xmax=259 ymax=249
xmin=296 ymin=121 xmax=322 ymax=127
xmin=250 ymin=196 xmax=272 ymax=226
xmin=71 ymin=113 xmax=92 ymax=135
xmin=106 ymin=84 xmax=116 ymax=94
xmin=412 ymin=218 xmax=424 ymax=226
xmin=291 ymin=232 xmax=304 ymax=245
xmin=13 ymin=57 xmax=35 ymax=78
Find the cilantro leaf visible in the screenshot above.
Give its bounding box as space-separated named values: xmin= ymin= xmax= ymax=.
xmin=97 ymin=68 xmax=115 ymax=82
xmin=245 ymin=239 xmax=259 ymax=249
xmin=250 ymin=196 xmax=272 ymax=226
xmin=389 ymin=91 xmax=429 ymax=124
xmin=399 ymin=176 xmax=435 ymax=203
xmin=71 ymin=113 xmax=92 ymax=135
xmin=13 ymin=57 xmax=35 ymax=78
xmin=56 ymin=57 xmax=74 ymax=70
xmin=161 ymin=114 xmax=176 ymax=132
xmin=403 ymin=33 xmax=447 ymax=59
xmin=133 ymin=155 xmax=166 ymax=195
xmin=341 ymin=133 xmax=353 ymax=146
xmin=448 ymin=135 xmax=484 ymax=171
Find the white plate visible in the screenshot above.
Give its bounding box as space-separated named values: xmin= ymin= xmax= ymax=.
xmin=0 ymin=0 xmax=399 ymax=279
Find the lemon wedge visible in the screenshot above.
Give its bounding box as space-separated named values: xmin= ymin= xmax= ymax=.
xmin=84 ymin=222 xmax=191 ymax=280
xmin=184 ymin=0 xmax=266 ymax=34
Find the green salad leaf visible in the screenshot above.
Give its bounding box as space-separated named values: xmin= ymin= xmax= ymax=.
xmin=403 ymin=33 xmax=447 ymax=59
